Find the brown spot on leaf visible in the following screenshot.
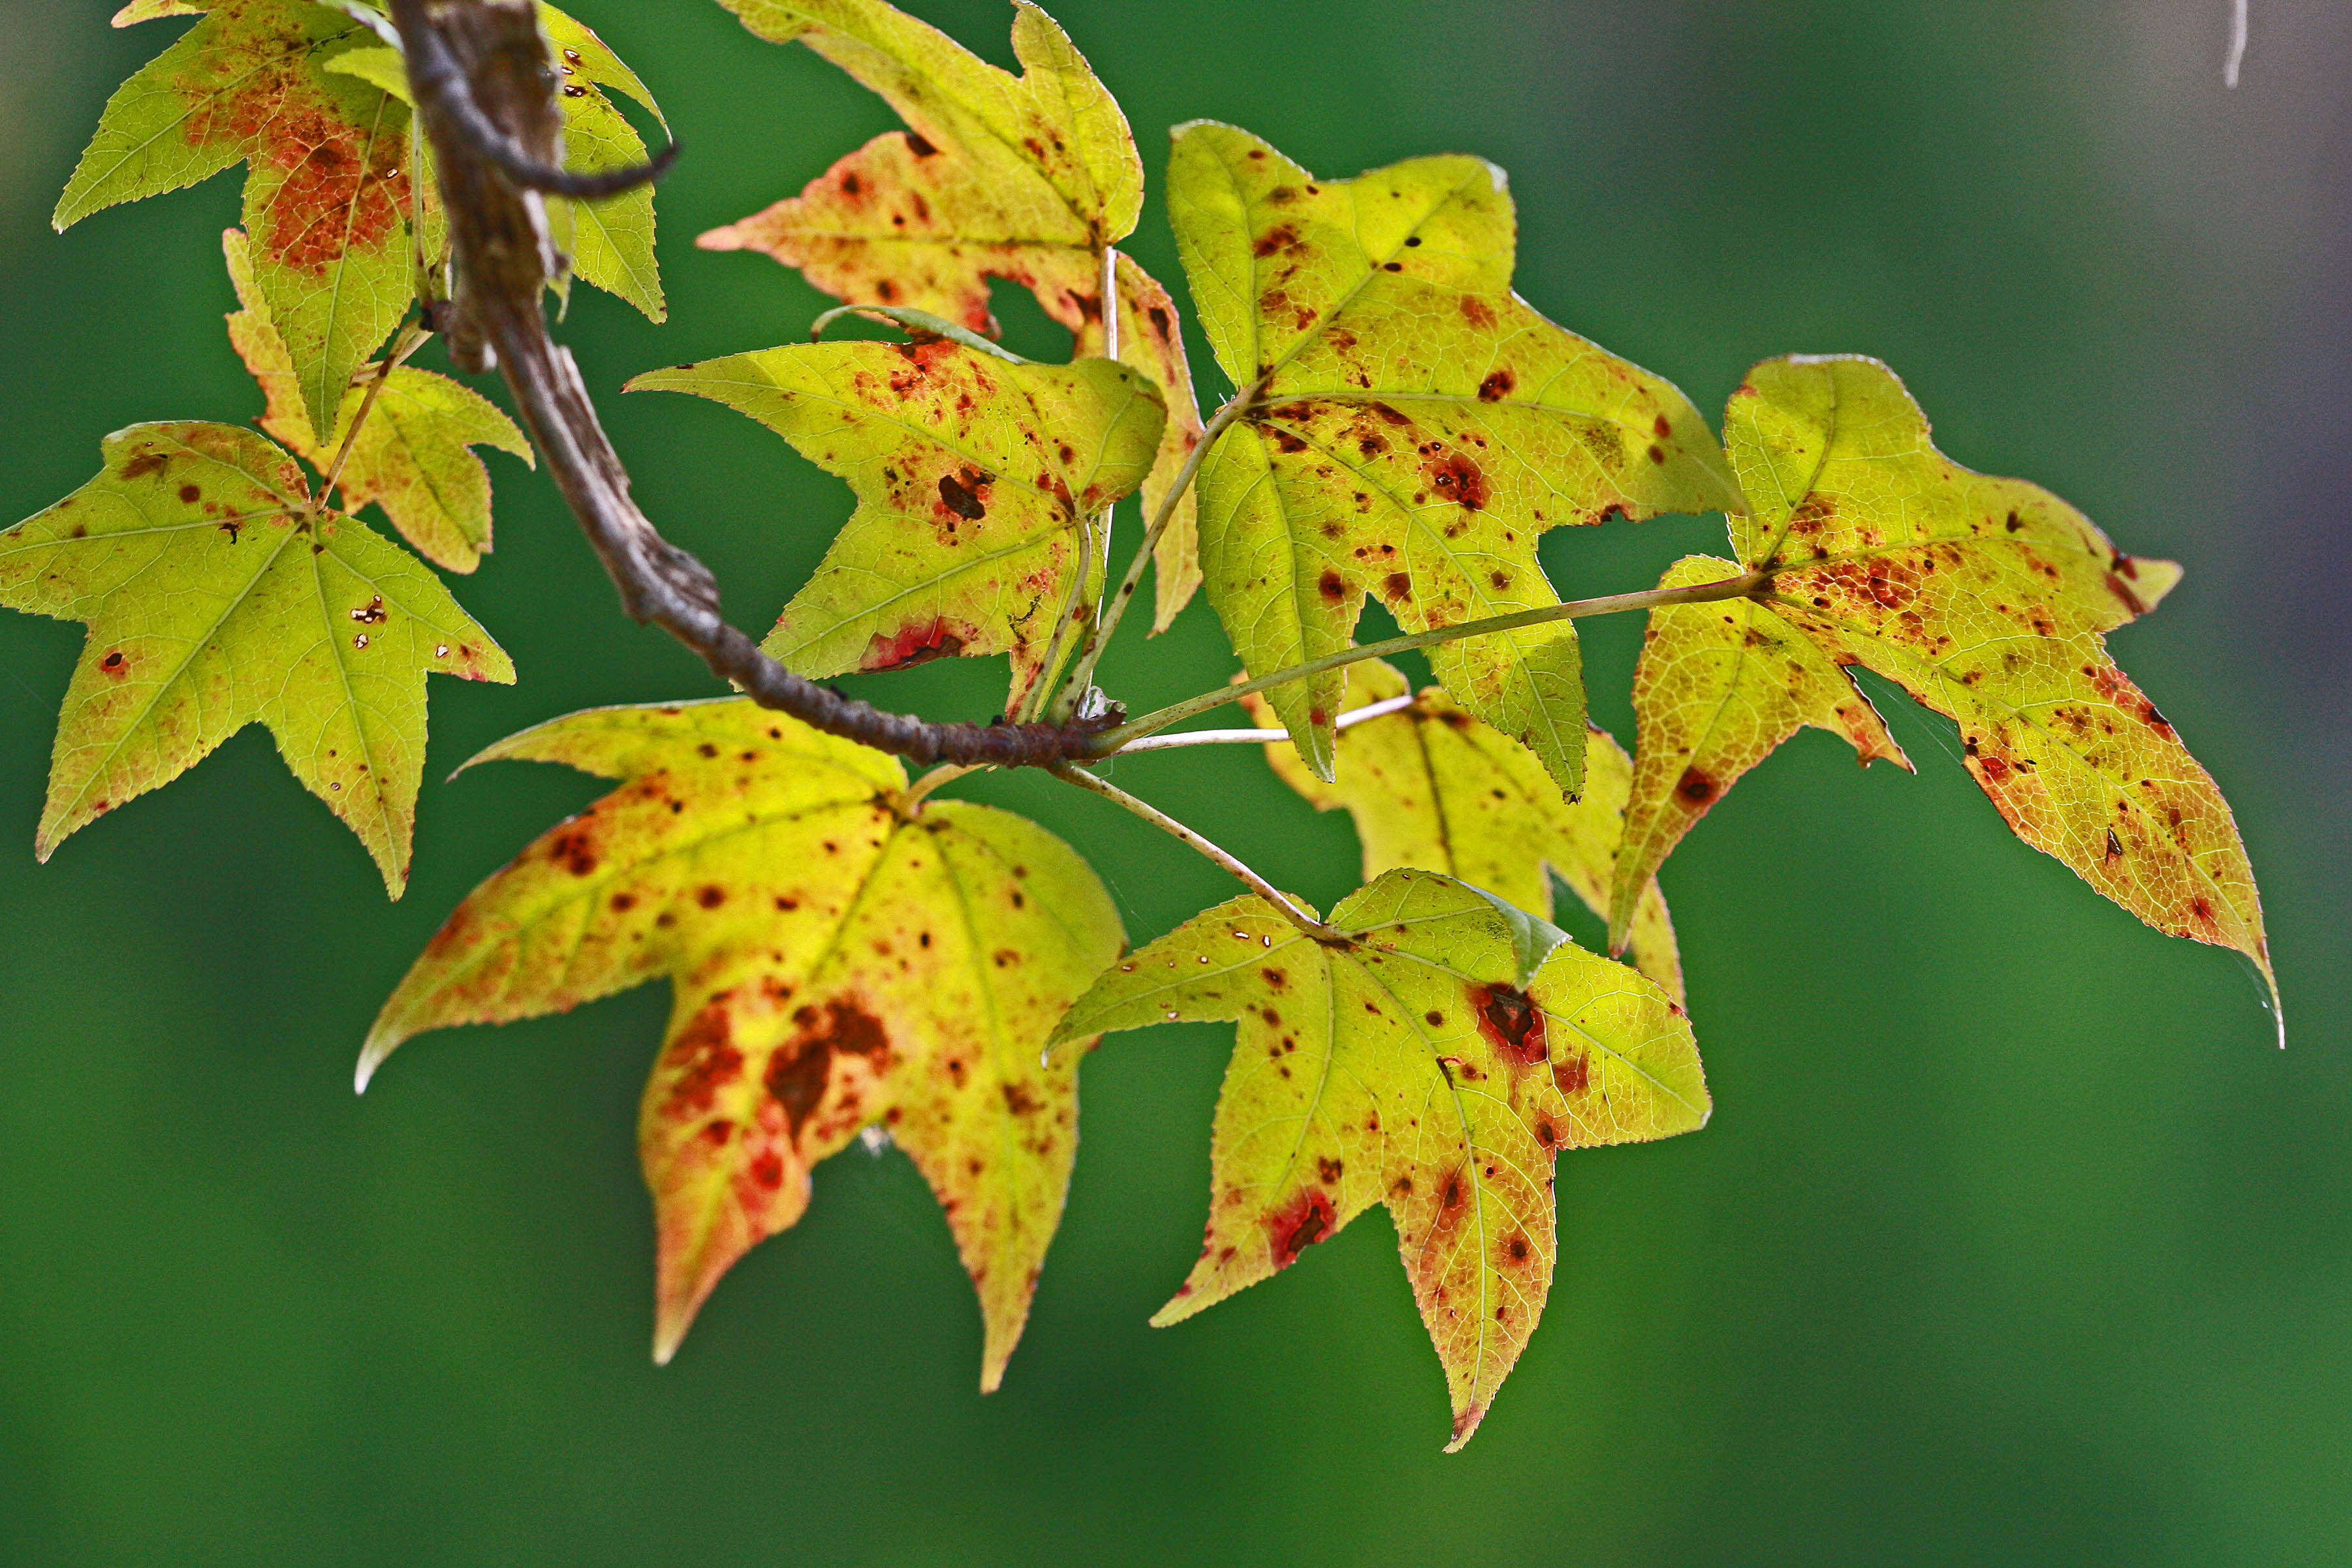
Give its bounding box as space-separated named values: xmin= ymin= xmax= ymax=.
xmin=1471 ymin=982 xmax=1545 ymax=1066
xmin=1477 ymin=369 xmax=1515 ymax=402
xmin=766 ymin=999 xmax=890 ymax=1140
xmin=1317 ymin=569 xmax=1346 ymax=603
xmin=936 ymin=469 xmax=988 ymax=521
xmin=1266 ymin=1188 xmax=1336 ymax=1270
xmin=1676 ymin=767 xmax=1717 ymax=807
xmin=1552 ymin=1052 xmax=1591 ymax=1096
xmin=1422 ymin=450 xmax=1489 ymax=510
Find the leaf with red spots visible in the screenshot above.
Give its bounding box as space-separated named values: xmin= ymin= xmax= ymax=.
xmin=225 ymin=228 xmax=529 ymax=572
xmin=1053 ymin=867 xmax=1705 ymax=1449
xmin=1615 ymin=356 xmax=2274 ymax=1027
xmin=317 ymin=4 xmax=670 ymax=319
xmin=700 ymin=0 xmax=1209 ymax=628
xmin=1245 ymin=660 xmax=1682 ymax=1002
xmin=1166 ymin=122 xmax=1742 ymax=792
xmin=56 ymin=0 xmax=416 ymax=437
xmin=0 ymin=422 xmax=512 ymax=895
xmin=360 ymin=698 xmax=1123 ymax=1387
xmin=1607 ymin=553 xmax=1911 ymax=944
xmin=631 ymin=337 xmax=1163 ymax=710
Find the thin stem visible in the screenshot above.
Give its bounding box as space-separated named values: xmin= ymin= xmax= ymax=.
xmin=1050 ymin=764 xmax=1339 ymax=940
xmin=898 ymin=762 xmax=981 ymax=815
xmin=2225 ymin=0 xmax=2249 ymax=86
xmin=1052 ymin=377 xmax=1264 ymax=712
xmin=1110 ymin=692 xmax=1419 ymax=754
xmin=1100 ymin=243 xmax=1121 ymax=364
xmin=1022 ymin=505 xmax=1106 ymax=723
xmin=315 ymin=318 xmax=423 ymax=511
xmin=1090 ymin=569 xmax=1764 ymax=752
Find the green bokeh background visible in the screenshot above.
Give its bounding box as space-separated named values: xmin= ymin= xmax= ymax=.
xmin=3 ymin=1 xmax=2345 ymax=1561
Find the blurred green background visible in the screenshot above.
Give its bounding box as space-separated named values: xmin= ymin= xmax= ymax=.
xmin=2 ymin=1 xmax=2345 ymax=1562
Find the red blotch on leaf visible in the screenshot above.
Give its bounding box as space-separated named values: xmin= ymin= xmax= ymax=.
xmin=862 ymin=618 xmax=969 ymax=672
xmin=1265 ymin=1187 xmax=1337 ymax=1270
xmin=1471 ymin=982 xmax=1546 ymax=1066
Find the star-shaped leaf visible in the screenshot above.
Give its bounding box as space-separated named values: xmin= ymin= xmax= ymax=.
xmin=1612 ymin=356 xmax=2273 ymax=1022
xmin=360 ymin=698 xmax=1123 ymax=1385
xmin=225 ymin=228 xmax=529 ymax=572
xmin=0 ymin=422 xmax=512 ymax=894
xmin=1167 ymin=121 xmax=1742 ymax=791
xmin=58 ymin=0 xmax=418 ymax=439
xmin=1246 ymin=659 xmax=1683 ymax=1001
xmin=700 ymin=0 xmax=1208 ymax=627
xmin=315 ymin=3 xmax=670 ymax=320
xmin=1606 ymin=553 xmax=1911 ymax=941
xmin=631 ymin=337 xmax=1164 ymax=710
xmin=1055 ymin=867 xmax=1705 ymax=1449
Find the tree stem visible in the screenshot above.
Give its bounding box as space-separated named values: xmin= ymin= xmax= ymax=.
xmin=1090 ymin=570 xmax=1763 ymax=751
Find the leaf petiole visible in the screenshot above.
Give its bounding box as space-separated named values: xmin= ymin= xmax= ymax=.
xmin=1048 ymin=763 xmax=1340 ymax=941
xmin=1089 ymin=570 xmax=1763 ymax=752
xmin=1052 ymin=375 xmax=1266 ymax=711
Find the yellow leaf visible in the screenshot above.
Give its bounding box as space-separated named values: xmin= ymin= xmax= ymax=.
xmin=1057 ymin=868 xmax=1704 ymax=1449
xmin=1246 ymin=660 xmax=1683 ymax=1001
xmin=1167 ymin=122 xmax=1740 ymax=791
xmin=362 ymin=699 xmax=1124 ymax=1387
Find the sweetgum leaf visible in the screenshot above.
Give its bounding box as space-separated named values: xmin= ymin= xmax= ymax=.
xmin=1165 ymin=122 xmax=1741 ymax=790
xmin=225 ymin=228 xmax=530 ymax=572
xmin=631 ymin=339 xmax=1163 ymax=710
xmin=1055 ymin=867 xmax=1704 ymax=1450
xmin=315 ymin=5 xmax=668 ymax=320
xmin=542 ymin=3 xmax=667 ymax=321
xmin=0 ymin=422 xmax=512 ymax=894
xmin=701 ymin=0 xmax=1208 ymax=627
xmin=1607 ymin=554 xmax=1910 ymax=943
xmin=57 ymin=0 xmax=414 ymax=438
xmin=361 ymin=698 xmax=1123 ymax=1386
xmin=1614 ymin=356 xmax=2273 ymax=1022
xmin=113 ymin=1 xmax=207 ymax=24
xmin=1246 ymin=660 xmax=1682 ymax=1001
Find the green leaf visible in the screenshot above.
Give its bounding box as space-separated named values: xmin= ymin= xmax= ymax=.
xmin=1616 ymin=355 xmax=2274 ymax=1020
xmin=0 ymin=422 xmax=512 ymax=894
xmin=1247 ymin=659 xmax=1684 ymax=1001
xmin=1055 ymin=867 xmax=1705 ymax=1450
xmin=630 ymin=339 xmax=1164 ymax=710
xmin=57 ymin=0 xmax=416 ymax=438
xmin=542 ymin=4 xmax=666 ymax=321
xmin=226 ymin=228 xmax=529 ymax=572
xmin=1166 ymin=121 xmax=1741 ymax=791
xmin=112 ymin=1 xmax=206 ymax=25
xmin=1607 ymin=554 xmax=1909 ymax=945
xmin=702 ymin=0 xmax=1208 ymax=627
xmin=361 ymin=698 xmax=1123 ymax=1387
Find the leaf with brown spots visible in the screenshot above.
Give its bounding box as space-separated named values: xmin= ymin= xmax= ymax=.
xmin=1607 ymin=553 xmax=1911 ymax=945
xmin=315 ymin=3 xmax=670 ymax=319
xmin=0 ymin=422 xmax=512 ymax=894
xmin=1616 ymin=356 xmax=2273 ymax=1026
xmin=1053 ymin=867 xmax=1704 ymax=1449
xmin=1166 ymin=121 xmax=1741 ymax=791
xmin=631 ymin=337 xmax=1163 ymax=710
xmin=1245 ymin=660 xmax=1682 ymax=1001
xmin=57 ymin=0 xmax=422 ymax=438
xmin=225 ymin=227 xmax=529 ymax=572
xmin=700 ymin=0 xmax=1208 ymax=627
xmin=360 ymin=698 xmax=1123 ymax=1387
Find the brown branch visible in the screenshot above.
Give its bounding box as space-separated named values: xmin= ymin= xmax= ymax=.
xmin=387 ymin=0 xmax=1114 ymax=768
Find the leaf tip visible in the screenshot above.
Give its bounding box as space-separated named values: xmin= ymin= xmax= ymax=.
xmin=353 ymin=1029 xmax=401 ymax=1094
xmin=695 ymin=223 xmax=745 ymax=253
